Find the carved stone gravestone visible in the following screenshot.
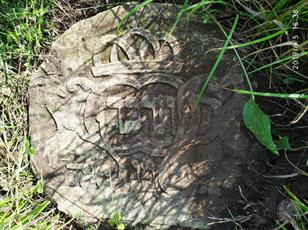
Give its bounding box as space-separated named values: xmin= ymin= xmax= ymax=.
xmin=29 ymin=3 xmax=254 ymax=229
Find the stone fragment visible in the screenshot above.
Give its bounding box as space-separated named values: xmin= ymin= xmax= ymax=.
xmin=29 ymin=3 xmax=255 ymax=229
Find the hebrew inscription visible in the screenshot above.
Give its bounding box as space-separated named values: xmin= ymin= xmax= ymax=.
xmin=29 ymin=3 xmax=254 ymax=229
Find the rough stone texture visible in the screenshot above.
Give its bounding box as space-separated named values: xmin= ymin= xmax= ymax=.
xmin=29 ymin=3 xmax=254 ymax=229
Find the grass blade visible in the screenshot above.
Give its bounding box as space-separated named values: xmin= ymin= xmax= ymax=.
xmin=231 ymin=89 xmax=308 ymax=99
xmin=195 ymin=14 xmax=239 ymax=107
xmin=18 ymin=201 xmax=50 ymax=227
xmin=219 ymin=27 xmax=287 ymax=50
xmin=117 ymin=0 xmax=153 ymax=31
xmin=208 ymin=12 xmax=254 ymax=98
xmin=164 ymin=0 xmax=189 ymax=43
xmin=248 ymin=51 xmax=308 ymax=74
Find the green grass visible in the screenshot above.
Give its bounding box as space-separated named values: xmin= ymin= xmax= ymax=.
xmin=168 ymin=0 xmax=307 ymax=155
xmin=126 ymin=0 xmax=307 ymax=155
xmin=0 ymin=0 xmax=307 ymax=229
xmin=276 ymin=186 xmax=308 ymax=230
xmin=195 ymin=14 xmax=239 ymax=107
xmin=0 ymin=0 xmax=54 ymax=67
xmin=0 ymin=0 xmax=69 ymax=229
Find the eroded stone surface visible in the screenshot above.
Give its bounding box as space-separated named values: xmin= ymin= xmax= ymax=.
xmin=29 ymin=3 xmax=253 ymax=229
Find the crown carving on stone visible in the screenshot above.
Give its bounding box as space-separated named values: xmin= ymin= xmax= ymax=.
xmin=91 ymin=27 xmax=184 ymax=77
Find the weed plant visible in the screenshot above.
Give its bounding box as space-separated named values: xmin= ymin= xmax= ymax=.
xmin=0 ymin=0 xmax=307 ymax=229
xmin=0 ymin=0 xmax=72 ymax=229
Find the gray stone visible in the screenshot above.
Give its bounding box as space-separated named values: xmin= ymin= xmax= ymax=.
xmin=29 ymin=2 xmax=252 ymax=229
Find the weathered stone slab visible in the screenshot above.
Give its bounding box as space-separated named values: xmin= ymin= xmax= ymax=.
xmin=29 ymin=3 xmax=253 ymax=229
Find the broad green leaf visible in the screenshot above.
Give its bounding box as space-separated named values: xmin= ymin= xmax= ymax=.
xmin=114 ymin=212 xmax=121 ymax=224
xmin=108 ymin=212 xmax=122 ymax=227
xmin=25 ymin=139 xmax=36 ymax=156
xmin=35 ymin=180 xmax=44 ymax=194
xmin=275 ymin=136 xmax=292 ymax=150
xmin=117 ymin=223 xmax=125 ymax=230
xmin=243 ymin=98 xmax=278 ymax=155
xmin=108 ymin=218 xmax=115 ymax=226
